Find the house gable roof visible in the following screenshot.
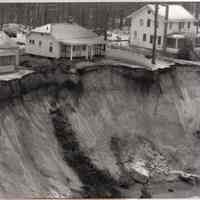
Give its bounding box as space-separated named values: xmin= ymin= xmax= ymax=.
xmin=30 ymin=23 xmax=103 ymax=44
xmin=148 ymin=4 xmax=195 ymax=21
xmin=127 ymin=4 xmax=195 ymax=22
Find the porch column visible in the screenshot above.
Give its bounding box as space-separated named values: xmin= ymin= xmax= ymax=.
xmin=91 ymin=45 xmax=93 ymax=59
xmin=70 ymin=44 xmax=73 ymax=60
xmin=86 ymin=45 xmax=88 ymax=60
xmin=175 ymin=39 xmax=178 ymax=49
xmin=16 ymin=49 xmax=19 ymax=66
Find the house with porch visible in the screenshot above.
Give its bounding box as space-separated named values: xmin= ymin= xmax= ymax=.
xmin=0 ymin=31 xmax=19 ymax=73
xmin=25 ymin=23 xmax=106 ymax=60
xmin=127 ymin=4 xmax=197 ymax=53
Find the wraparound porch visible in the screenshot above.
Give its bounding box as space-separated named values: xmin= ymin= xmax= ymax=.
xmin=59 ymin=36 xmax=106 ymax=60
xmin=60 ymin=43 xmax=106 ymax=60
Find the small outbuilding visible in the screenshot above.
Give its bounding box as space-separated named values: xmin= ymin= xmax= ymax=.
xmin=0 ymin=31 xmax=19 ymax=73
xmin=26 ymin=23 xmax=106 ymax=60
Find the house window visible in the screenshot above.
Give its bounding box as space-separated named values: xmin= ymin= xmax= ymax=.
xmin=147 ymin=19 xmax=151 ymax=27
xmin=29 ymin=40 xmax=35 ymax=45
xmin=143 ymin=33 xmax=146 ymax=41
xmin=179 ymin=22 xmax=185 ymax=30
xmin=39 ymin=40 xmax=42 ymax=47
xmin=83 ymin=45 xmax=86 ymax=50
xmin=150 ymin=35 xmax=154 ymax=44
xmin=158 ymin=36 xmax=162 ymax=45
xmin=0 ymin=55 xmax=15 ymax=66
xmin=76 ymin=46 xmax=81 ymax=51
xmin=140 ymin=19 xmax=144 ymax=26
xmin=188 ymin=22 xmax=191 ymax=29
xmin=134 ymin=31 xmax=137 ymax=39
xmin=169 ymin=22 xmax=173 ymax=29
xmin=147 ymin=10 xmax=151 ymax=14
xmin=49 ymin=45 xmax=53 ymax=52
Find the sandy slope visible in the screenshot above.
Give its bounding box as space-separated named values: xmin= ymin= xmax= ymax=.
xmin=63 ymin=66 xmax=200 ymax=182
xmin=0 ymin=90 xmax=81 ymax=198
xmin=0 ymin=65 xmax=200 ymax=197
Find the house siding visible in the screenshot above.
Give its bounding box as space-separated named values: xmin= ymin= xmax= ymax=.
xmin=167 ymin=21 xmax=196 ymax=34
xmin=25 ymin=33 xmax=60 ymax=58
xmin=130 ymin=8 xmax=165 ymax=50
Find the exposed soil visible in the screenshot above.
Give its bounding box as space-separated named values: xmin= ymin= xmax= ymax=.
xmin=50 ymin=103 xmax=122 ymax=198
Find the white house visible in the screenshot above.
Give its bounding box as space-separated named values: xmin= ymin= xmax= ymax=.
xmin=107 ymin=29 xmax=130 ymax=47
xmin=0 ymin=31 xmax=19 ymax=73
xmin=25 ymin=23 xmax=106 ymax=60
xmin=127 ymin=4 xmax=197 ymax=53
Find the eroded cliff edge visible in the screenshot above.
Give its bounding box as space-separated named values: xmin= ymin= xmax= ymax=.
xmin=0 ymin=63 xmax=200 ymax=197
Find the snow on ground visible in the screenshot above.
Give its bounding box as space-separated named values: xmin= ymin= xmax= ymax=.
xmin=0 ymin=68 xmax=34 ymax=81
xmin=106 ymin=47 xmax=173 ymax=70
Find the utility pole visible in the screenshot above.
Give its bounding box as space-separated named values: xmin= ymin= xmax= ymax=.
xmin=195 ymin=3 xmax=199 ymax=34
xmin=163 ymin=4 xmax=169 ymax=53
xmin=152 ymin=4 xmax=159 ymax=64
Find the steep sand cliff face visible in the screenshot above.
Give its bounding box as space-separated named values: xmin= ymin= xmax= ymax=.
xmin=1 ymin=65 xmax=200 ymax=197
xmin=0 ymin=90 xmax=81 ymax=198
xmin=60 ymin=66 xmax=200 ymax=182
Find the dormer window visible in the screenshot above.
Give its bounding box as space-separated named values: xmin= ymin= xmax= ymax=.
xmin=148 ymin=10 xmax=151 ymax=14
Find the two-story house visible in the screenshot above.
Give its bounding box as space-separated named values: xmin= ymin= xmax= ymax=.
xmin=127 ymin=4 xmax=197 ymax=53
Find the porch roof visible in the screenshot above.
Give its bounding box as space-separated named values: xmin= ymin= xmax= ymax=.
xmin=58 ymin=36 xmax=106 ymax=45
xmin=0 ymin=49 xmax=17 ymax=56
xmin=167 ymin=33 xmax=185 ymax=39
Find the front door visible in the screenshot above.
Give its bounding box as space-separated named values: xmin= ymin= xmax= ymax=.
xmin=77 ymin=46 xmax=81 ymax=57
xmin=61 ymin=44 xmax=66 ymax=57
